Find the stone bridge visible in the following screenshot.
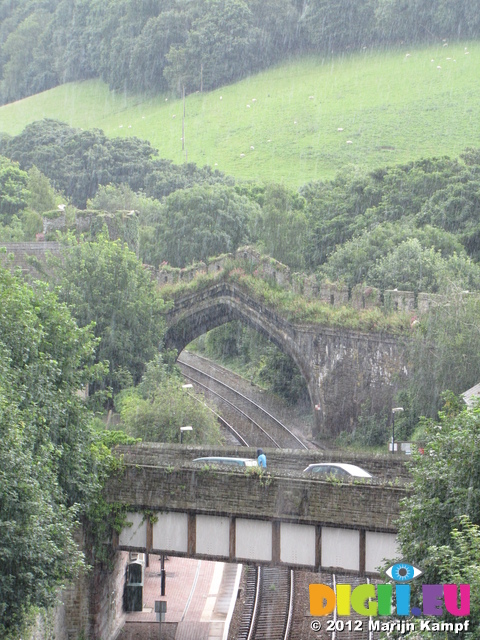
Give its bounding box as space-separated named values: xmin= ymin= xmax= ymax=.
xmin=106 ymin=444 xmax=407 ymax=576
xmin=164 ymin=282 xmax=407 ymax=436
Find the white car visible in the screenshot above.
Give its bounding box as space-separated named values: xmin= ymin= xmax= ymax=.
xmin=193 ymin=456 xmax=258 ymax=467
xmin=303 ymin=462 xmax=372 ymax=478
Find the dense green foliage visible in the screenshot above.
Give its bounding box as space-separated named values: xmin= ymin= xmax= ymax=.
xmin=0 ymin=156 xmax=29 ymax=223
xmin=0 ymin=157 xmax=60 ymax=241
xmin=397 ymin=398 xmax=480 ymax=637
xmin=2 ymin=120 xmax=157 ymax=208
xmin=0 ymin=265 xmax=101 ymax=636
xmin=249 ymin=184 xmax=309 ymax=271
xmin=5 ymin=121 xmax=480 ymax=297
xmin=1 ymin=0 xmax=479 ymax=104
xmin=115 ymin=354 xmax=222 ymax=444
xmin=4 ymin=120 xmax=480 ymax=423
xmin=49 ymin=233 xmax=168 ymax=397
xmin=141 ymin=183 xmax=258 ymax=267
xmin=1 ymin=120 xmax=232 ymax=208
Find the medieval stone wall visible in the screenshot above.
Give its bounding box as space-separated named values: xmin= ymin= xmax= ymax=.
xmin=153 ymin=245 xmax=464 ymax=315
xmin=1 ymin=241 xmax=472 ymax=315
xmin=0 ymin=241 xmax=61 ymax=277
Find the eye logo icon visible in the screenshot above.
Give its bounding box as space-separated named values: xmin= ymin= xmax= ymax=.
xmin=386 ymin=563 xmax=423 ymax=582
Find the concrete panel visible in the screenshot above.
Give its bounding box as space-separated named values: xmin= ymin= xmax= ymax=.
xmin=236 ymin=519 xmax=272 ymax=562
xmin=280 ymin=522 xmax=316 ymax=566
xmin=152 ymin=512 xmax=188 ymax=553
xmin=196 ymin=515 xmax=230 ymax=557
xmin=119 ymin=513 xmax=147 ymax=548
xmin=365 ymin=531 xmax=399 ymax=573
xmin=322 ymin=527 xmax=359 ymax=571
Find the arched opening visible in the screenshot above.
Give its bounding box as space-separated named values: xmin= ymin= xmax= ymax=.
xmin=163 ymin=286 xmax=318 ymax=430
xmin=191 ymin=320 xmax=309 ymax=407
xmin=182 ymin=320 xmax=313 ymax=434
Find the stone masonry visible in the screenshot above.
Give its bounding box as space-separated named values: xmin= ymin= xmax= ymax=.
xmin=164 ymin=281 xmax=406 ymax=437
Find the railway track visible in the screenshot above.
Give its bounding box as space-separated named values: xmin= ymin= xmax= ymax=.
xmin=236 ymin=566 xmax=294 ymax=640
xmin=178 ymin=351 xmax=309 ymax=450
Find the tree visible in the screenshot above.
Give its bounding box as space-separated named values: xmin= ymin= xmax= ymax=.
xmin=144 ymin=158 xmax=234 ymax=201
xmin=50 ymin=233 xmax=169 ymax=397
xmin=3 ymin=120 xmax=157 ymax=208
xmin=248 ymin=0 xmax=299 ymax=64
xmin=164 ymin=0 xmax=260 ymax=93
xmin=150 ymin=183 xmax=258 ymax=267
xmin=26 ymin=164 xmax=58 ymax=213
xmin=116 ymin=355 xmax=222 ymax=444
xmin=302 ymin=165 xmax=383 ymax=267
xmin=130 ymin=9 xmax=190 ymax=93
xmin=418 ymin=178 xmax=480 ymax=261
xmin=0 ymin=155 xmax=29 ymax=224
xmin=0 ymin=8 xmax=57 ymax=104
xmin=375 ymin=0 xmax=480 ymax=44
xmin=0 ymin=265 xmax=102 ymax=637
xmin=301 ymin=0 xmax=376 ymax=53
xmin=397 ymin=399 xmax=480 ymax=636
xmin=367 ymin=238 xmax=480 ymax=294
xmin=252 ymin=183 xmax=308 ymax=271
xmin=318 ymin=221 xmax=466 ymax=289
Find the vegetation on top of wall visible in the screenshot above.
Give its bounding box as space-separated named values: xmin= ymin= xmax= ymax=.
xmin=159 ymin=260 xmax=412 ymax=333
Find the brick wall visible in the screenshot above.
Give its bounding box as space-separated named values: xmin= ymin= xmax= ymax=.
xmin=91 ymin=550 xmax=129 ymax=640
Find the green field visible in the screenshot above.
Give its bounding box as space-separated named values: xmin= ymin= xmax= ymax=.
xmin=1 ymin=42 xmax=480 ymax=186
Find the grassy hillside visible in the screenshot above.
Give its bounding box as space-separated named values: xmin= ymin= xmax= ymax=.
xmin=1 ymin=42 xmax=479 ymax=186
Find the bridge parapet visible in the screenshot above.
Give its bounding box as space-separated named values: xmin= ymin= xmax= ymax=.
xmin=106 ymin=463 xmax=404 ymax=531
xmin=155 ymin=245 xmax=475 ymax=315
xmin=115 ymin=443 xmax=411 ymax=482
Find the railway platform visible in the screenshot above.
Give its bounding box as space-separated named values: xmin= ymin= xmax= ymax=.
xmin=122 ymin=556 xmax=241 ymax=640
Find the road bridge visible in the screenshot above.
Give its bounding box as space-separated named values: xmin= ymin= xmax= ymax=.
xmin=106 ymin=444 xmax=408 ymax=576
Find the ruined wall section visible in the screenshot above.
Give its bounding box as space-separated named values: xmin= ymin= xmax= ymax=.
xmin=154 ymin=245 xmax=464 ymax=315
xmin=0 ymin=241 xmax=61 ymax=277
xmin=1 ymin=242 xmax=473 ymax=315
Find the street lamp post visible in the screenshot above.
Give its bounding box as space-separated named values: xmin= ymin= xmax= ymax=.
xmin=391 ymin=407 xmax=404 ymax=453
xmin=180 ymin=425 xmax=193 ymax=444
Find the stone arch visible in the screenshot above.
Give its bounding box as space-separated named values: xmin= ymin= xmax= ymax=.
xmin=164 ymin=283 xmax=316 ymax=410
